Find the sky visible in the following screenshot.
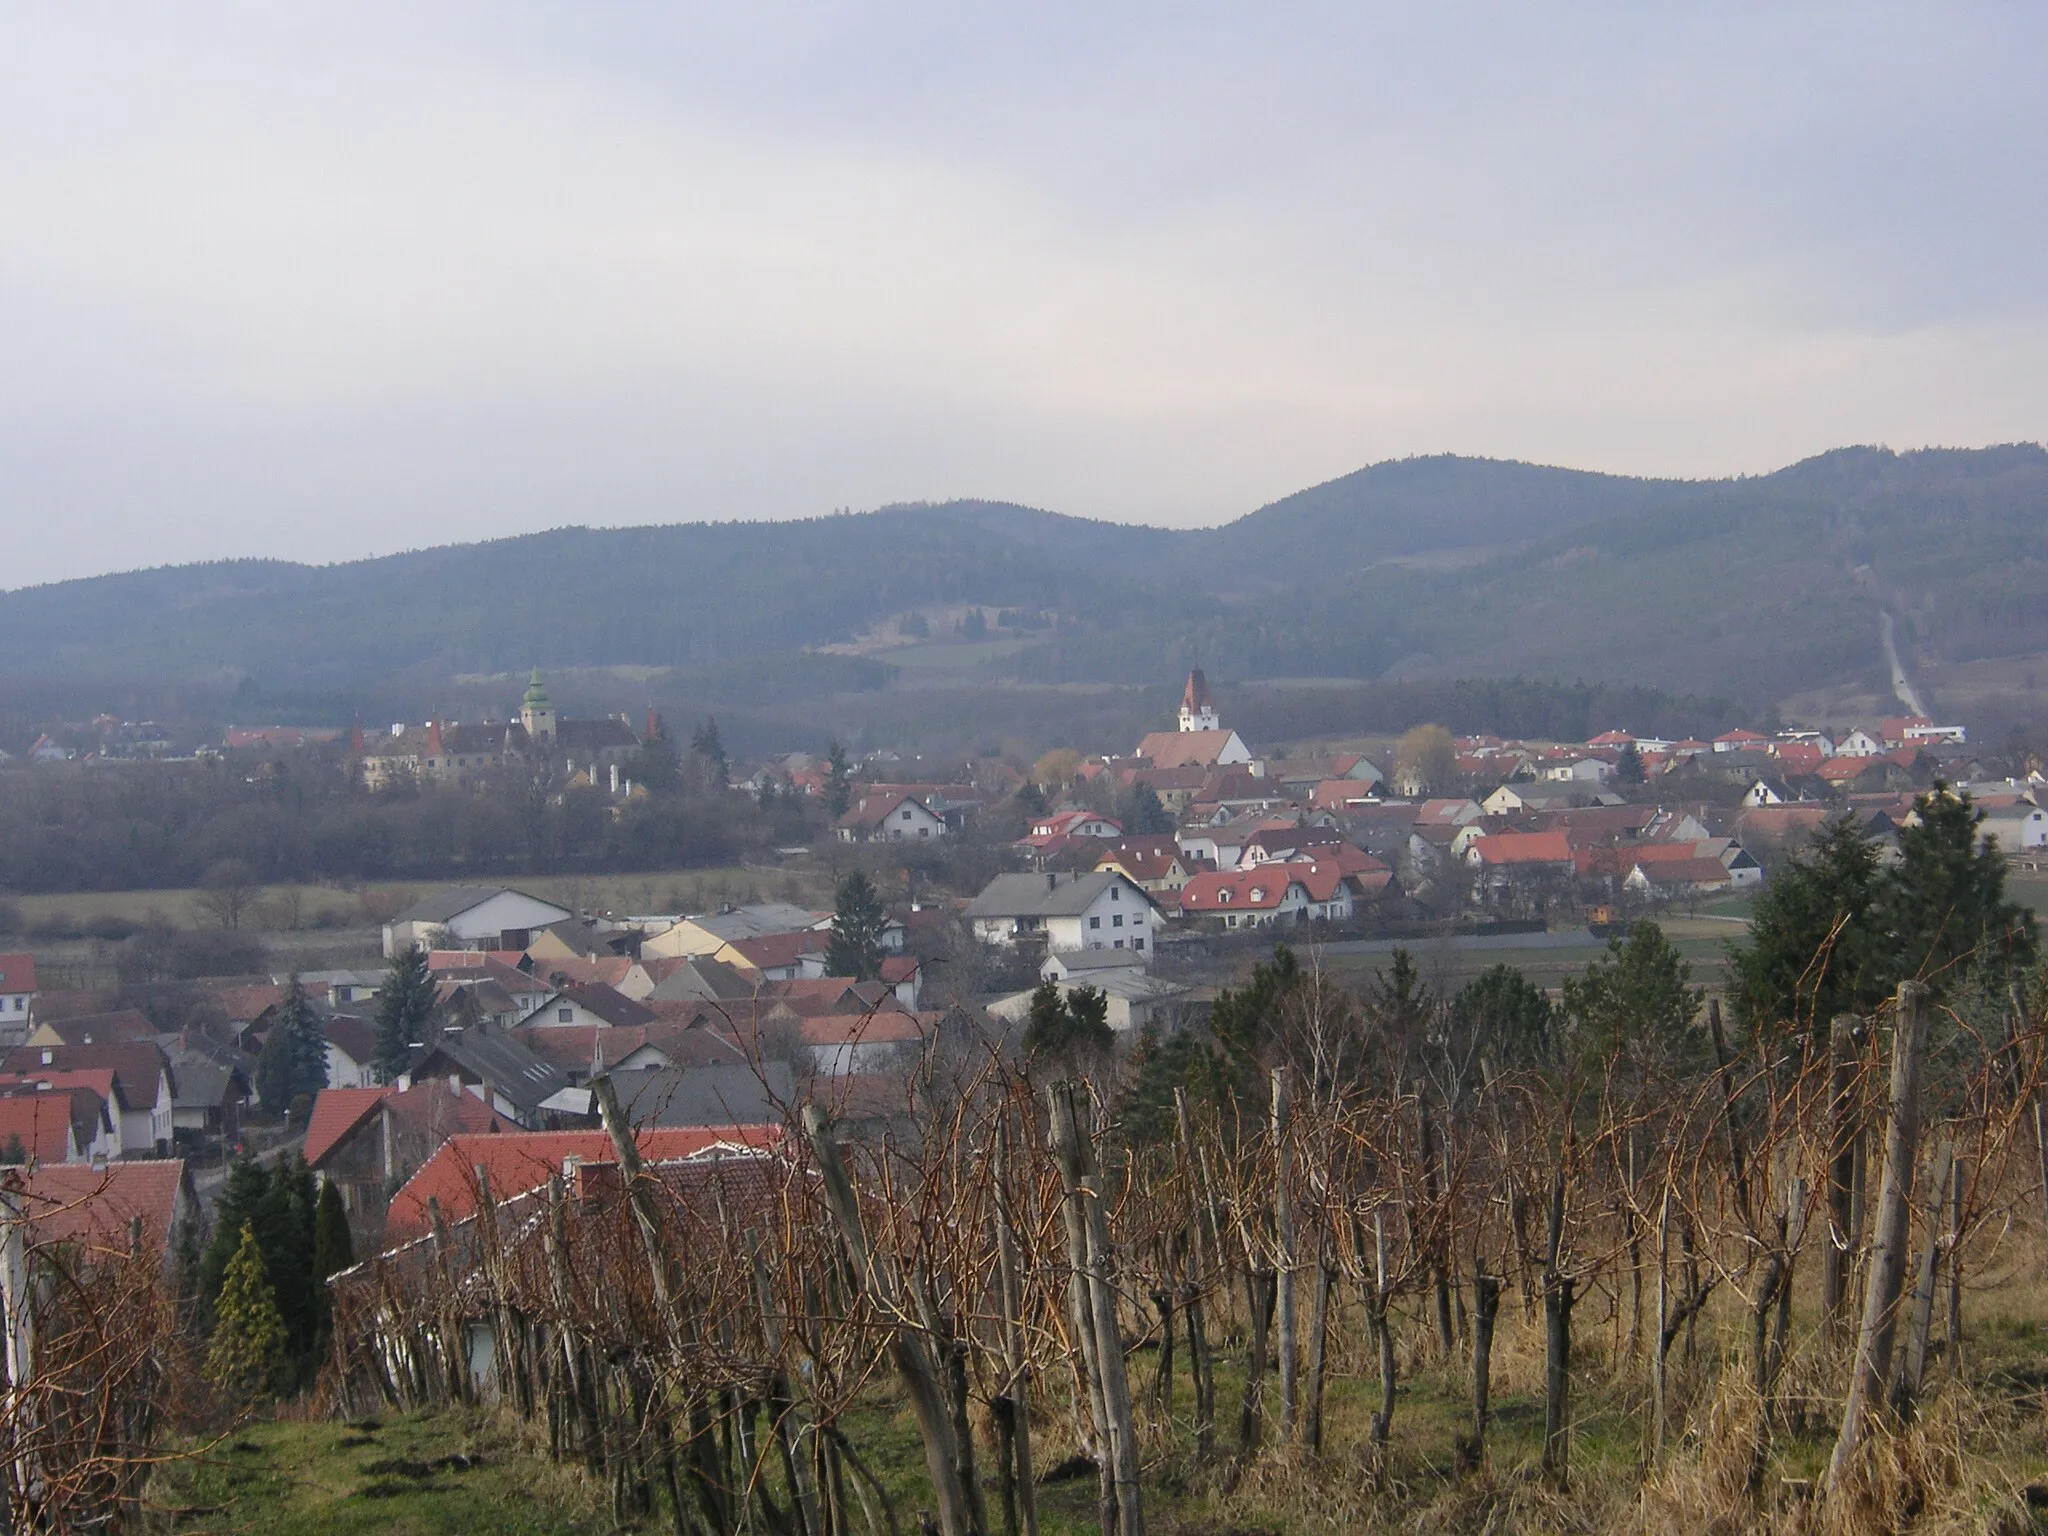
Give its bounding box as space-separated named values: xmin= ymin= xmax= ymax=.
xmin=3 ymin=3 xmax=2045 ymax=588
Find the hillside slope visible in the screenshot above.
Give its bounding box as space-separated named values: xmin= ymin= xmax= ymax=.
xmin=3 ymin=446 xmax=2044 ymax=712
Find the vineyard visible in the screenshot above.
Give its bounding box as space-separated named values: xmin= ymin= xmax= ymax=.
xmin=306 ymin=974 xmax=2048 ymax=1536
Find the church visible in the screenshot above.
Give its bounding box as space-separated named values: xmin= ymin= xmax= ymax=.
xmin=1132 ymin=670 xmax=1256 ymax=771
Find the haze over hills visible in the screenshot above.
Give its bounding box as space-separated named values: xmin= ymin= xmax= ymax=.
xmin=5 ymin=445 xmax=2046 ymax=749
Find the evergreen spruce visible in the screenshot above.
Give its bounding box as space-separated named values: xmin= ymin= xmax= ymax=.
xmin=1882 ymin=782 xmax=2038 ymax=994
xmin=374 ymin=943 xmax=437 ymax=1081
xmin=1727 ymin=814 xmax=1886 ymax=1040
xmin=825 ymin=740 xmax=853 ymax=818
xmin=313 ymin=1180 xmax=354 ymax=1281
xmin=279 ymin=974 xmax=329 ymax=1098
xmin=205 ymin=1222 xmax=287 ymax=1399
xmin=826 ymin=870 xmax=890 ymax=981
xmin=198 ymin=1154 xmax=272 ymax=1327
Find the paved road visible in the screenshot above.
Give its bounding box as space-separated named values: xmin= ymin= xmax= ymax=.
xmin=1880 ymin=609 xmax=1930 ymax=717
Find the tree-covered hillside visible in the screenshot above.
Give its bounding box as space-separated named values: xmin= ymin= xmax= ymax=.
xmin=3 ymin=446 xmax=2044 ymax=722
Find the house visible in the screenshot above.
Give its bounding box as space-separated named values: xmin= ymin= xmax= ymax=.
xmin=528 ymin=951 xmax=657 ymax=998
xmin=511 ymin=1023 xmax=748 ymax=1084
xmin=1175 ymin=858 xmax=1360 ymax=929
xmin=427 ymin=953 xmax=557 ymax=1018
xmin=1741 ymin=778 xmax=1828 ymax=807
xmin=1027 ymin=810 xmax=1123 ymax=842
xmin=606 ymin=1063 xmax=796 ymax=1127
xmin=1093 ymin=836 xmax=1203 ymax=896
xmin=1714 ymin=729 xmax=1770 ymax=754
xmin=1625 ymin=858 xmax=1737 ymax=899
xmin=324 ymin=1015 xmax=380 ymax=1089
xmin=644 ymin=957 xmax=760 ymax=1006
xmin=879 ymin=955 xmax=924 ymax=1009
xmin=298 ymin=969 xmax=384 ymax=1007
xmin=1834 ymin=728 xmax=1886 ymax=758
xmin=405 ymin=1023 xmax=583 ymax=1128
xmin=382 ymin=887 xmax=575 ymax=958
xmin=383 ymin=1125 xmax=783 ymax=1244
xmin=796 ymin=1008 xmax=929 ymax=1078
xmin=0 ymin=1042 xmax=173 ymax=1157
xmin=163 ymin=1053 xmax=248 ymax=1146
xmin=1481 ymin=783 xmax=1612 ymax=815
xmin=965 ymin=872 xmax=1160 ymax=954
xmin=643 ymin=904 xmax=841 ymax=960
xmin=0 ymin=1090 xmax=91 ymax=1163
xmin=1983 ymin=807 xmax=2048 ymax=853
xmin=520 ymin=983 xmax=657 ymax=1032
xmin=24 ymin=1009 xmax=157 ymax=1049
xmin=989 ymin=968 xmax=1196 ymax=1035
xmin=303 ymin=1080 xmax=513 ymax=1235
xmin=836 ymin=790 xmax=951 ymax=843
xmin=13 ymin=1160 xmax=194 ymax=1263
xmin=1545 ymin=757 xmax=1615 ymax=784
xmin=525 ymin=919 xmax=641 ymax=967
xmin=714 ymin=931 xmax=828 ymax=981
xmin=0 ymin=955 xmax=36 ymax=1040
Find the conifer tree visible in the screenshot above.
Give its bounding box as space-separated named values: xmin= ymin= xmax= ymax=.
xmin=205 ymin=1222 xmax=287 ymax=1399
xmin=374 ymin=943 xmax=437 ymax=1081
xmin=826 ymin=869 xmax=889 ymax=981
xmin=278 ymin=974 xmax=328 ymax=1099
xmin=825 ymin=740 xmax=853 ymax=818
xmin=198 ymin=1154 xmax=272 ymax=1327
xmin=313 ymin=1180 xmax=354 ymax=1281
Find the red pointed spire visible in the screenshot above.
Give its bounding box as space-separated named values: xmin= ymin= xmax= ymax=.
xmin=426 ymin=719 xmax=444 ymax=757
xmin=349 ymin=717 xmax=364 ymax=754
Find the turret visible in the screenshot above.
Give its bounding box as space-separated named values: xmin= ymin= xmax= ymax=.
xmin=520 ymin=667 xmax=556 ymax=743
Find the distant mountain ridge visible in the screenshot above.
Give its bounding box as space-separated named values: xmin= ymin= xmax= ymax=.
xmin=4 ymin=446 xmax=2045 ymax=716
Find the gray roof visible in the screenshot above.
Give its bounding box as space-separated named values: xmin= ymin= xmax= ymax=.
xmin=966 ymin=872 xmax=1147 ymax=920
xmin=1043 ymin=949 xmax=1149 ymax=978
xmin=390 ymin=886 xmax=566 ymax=926
xmin=648 ymin=958 xmax=758 ymax=1004
xmin=167 ymin=1055 xmax=245 ymax=1110
xmin=682 ymin=903 xmax=823 ymax=944
xmin=414 ymin=1023 xmax=573 ymax=1114
xmin=608 ymin=1063 xmax=795 ymax=1128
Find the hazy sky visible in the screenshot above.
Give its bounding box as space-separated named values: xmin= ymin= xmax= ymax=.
xmin=4 ymin=4 xmax=2045 ymax=588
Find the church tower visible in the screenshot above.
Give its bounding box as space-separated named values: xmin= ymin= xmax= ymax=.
xmin=520 ymin=667 xmax=557 ymax=744
xmin=1179 ymin=669 xmax=1219 ymax=732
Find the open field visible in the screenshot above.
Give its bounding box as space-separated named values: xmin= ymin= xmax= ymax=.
xmin=6 ymin=866 xmax=821 ymax=938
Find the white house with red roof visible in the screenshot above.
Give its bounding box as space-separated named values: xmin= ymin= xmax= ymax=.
xmin=1176 ymin=858 xmax=1362 ymax=929
xmin=1714 ymin=729 xmax=1770 ymax=753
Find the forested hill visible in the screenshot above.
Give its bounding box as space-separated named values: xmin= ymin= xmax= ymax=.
xmin=4 ymin=445 xmax=2046 ymax=716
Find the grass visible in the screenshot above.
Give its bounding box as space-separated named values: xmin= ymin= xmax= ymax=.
xmin=8 ymin=866 xmax=816 ymax=939
xmin=149 ymin=1410 xmax=618 ymax=1534
xmin=152 ymin=1265 xmax=2048 ymax=1536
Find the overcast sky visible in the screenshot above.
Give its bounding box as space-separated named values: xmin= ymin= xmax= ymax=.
xmin=3 ymin=4 xmax=2044 ymax=588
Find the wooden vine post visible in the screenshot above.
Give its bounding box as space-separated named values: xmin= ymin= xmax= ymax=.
xmin=1828 ymin=982 xmax=1930 ymax=1496
xmin=1049 ymin=1081 xmax=1144 ymax=1536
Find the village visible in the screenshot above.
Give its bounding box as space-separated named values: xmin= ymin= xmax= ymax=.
xmin=0 ymin=667 xmax=2035 ymax=1272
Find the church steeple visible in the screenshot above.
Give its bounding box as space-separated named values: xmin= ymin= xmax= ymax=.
xmin=520 ymin=667 xmax=557 ymax=743
xmin=1178 ymin=669 xmax=1219 ymax=732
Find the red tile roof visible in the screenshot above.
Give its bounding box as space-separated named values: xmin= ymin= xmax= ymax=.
xmin=1134 ymin=730 xmax=1244 ymax=770
xmin=0 ymin=955 xmax=36 ymax=995
xmin=1468 ymin=831 xmax=1573 ymax=866
xmin=325 ymin=1015 xmax=379 ymax=1065
xmin=385 ymin=1125 xmax=783 ymax=1243
xmin=302 ymin=1087 xmax=392 ymax=1168
xmin=12 ymin=1160 xmax=188 ymax=1253
xmin=304 ymin=1081 xmax=512 ymax=1170
xmin=723 ymin=931 xmax=827 ymax=972
xmin=0 ymin=1094 xmax=80 ymax=1163
xmin=878 ymin=955 xmax=920 ymax=985
xmin=36 ymin=1010 xmax=156 ymax=1047
xmin=0 ymin=1043 xmax=170 ymax=1112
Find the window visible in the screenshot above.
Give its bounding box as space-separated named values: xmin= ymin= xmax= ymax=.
xmin=902 ymin=807 xmax=913 ymax=819
xmin=1133 ymin=938 xmax=1145 ymax=951
xmin=1112 ymin=914 xmax=1123 ymax=928
xmin=918 ymin=828 xmax=929 ymax=838
xmin=1110 ymin=886 xmax=1120 ymax=901
xmin=1113 ymin=938 xmax=1124 ymax=949
xmin=558 ymin=1006 xmax=574 ymax=1023
xmin=1090 ymin=916 xmax=1101 ymax=929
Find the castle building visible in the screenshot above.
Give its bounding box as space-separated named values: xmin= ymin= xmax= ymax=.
xmin=354 ymin=669 xmax=639 ymax=791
